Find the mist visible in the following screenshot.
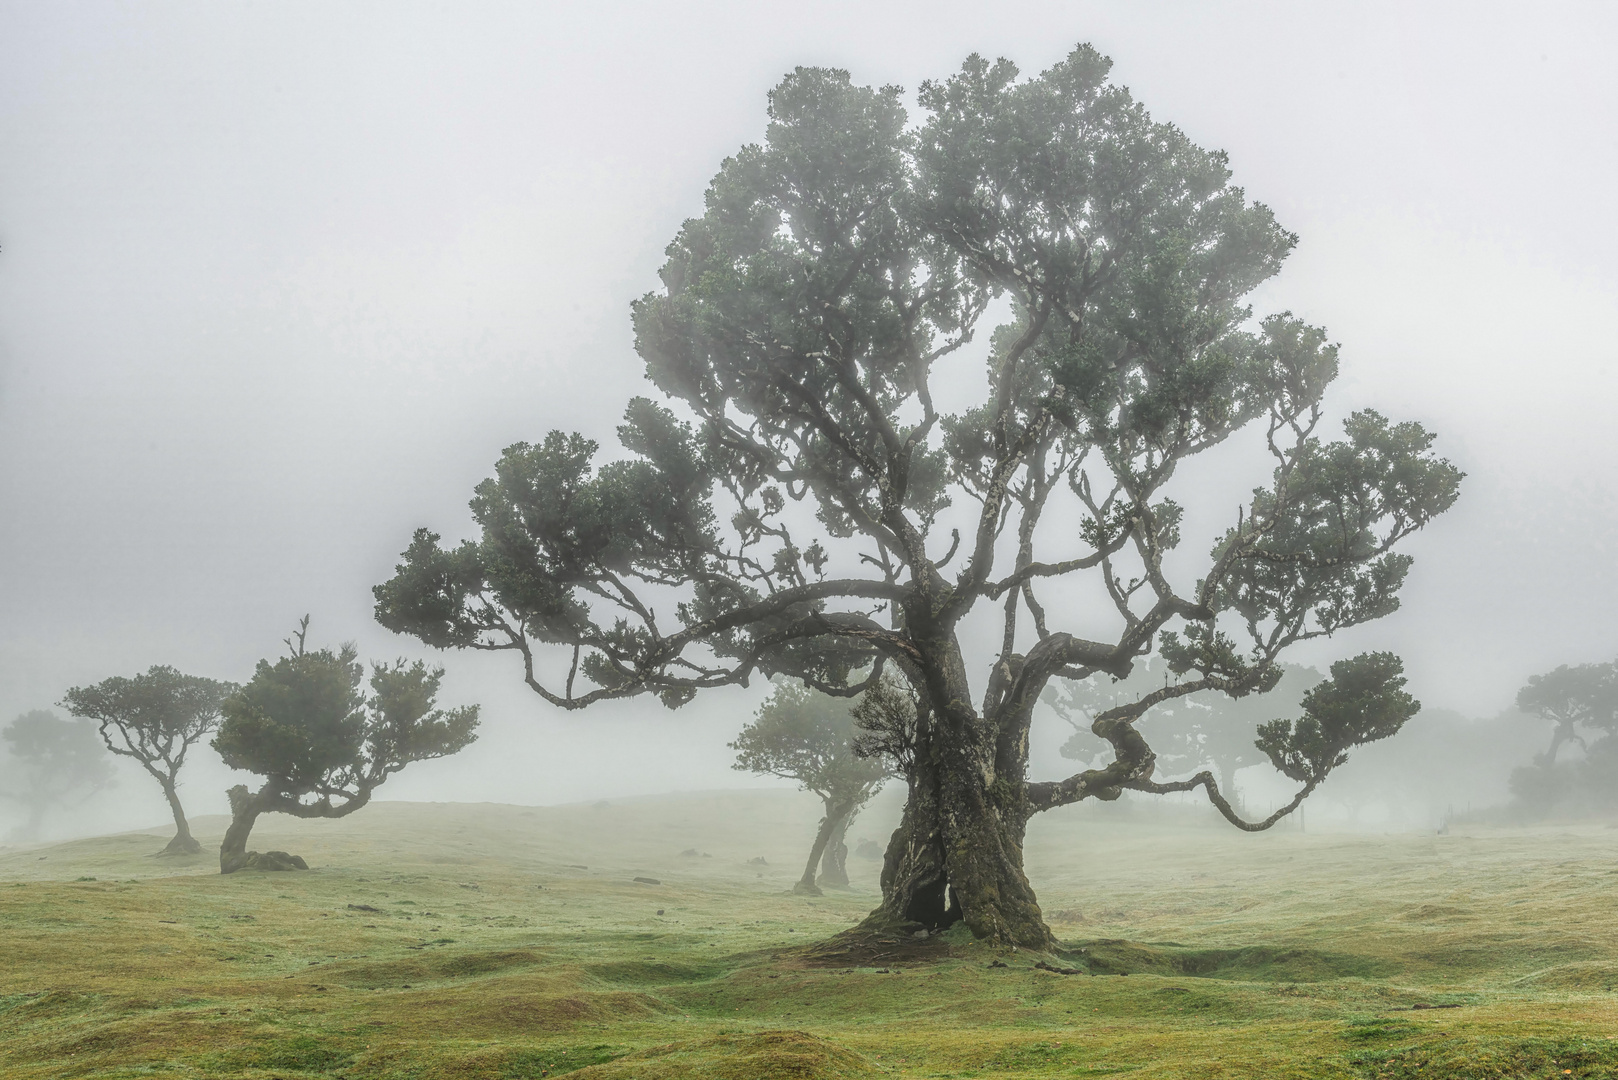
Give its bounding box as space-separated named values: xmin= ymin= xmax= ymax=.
xmin=3 ymin=1 xmax=1616 ymax=844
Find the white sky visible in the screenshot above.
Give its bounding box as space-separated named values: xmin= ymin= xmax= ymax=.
xmin=1 ymin=1 xmax=1615 ymax=821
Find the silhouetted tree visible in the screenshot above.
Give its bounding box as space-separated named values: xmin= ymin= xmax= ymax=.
xmin=59 ymin=666 xmax=237 ymax=855
xmin=211 ymin=618 xmax=479 ymax=873
xmin=1052 ymin=660 xmax=1320 ymax=810
xmin=375 ymin=45 xmax=1461 ymax=946
xmin=1507 ymin=659 xmax=1618 ymax=817
xmin=732 ymin=680 xmax=893 ymax=893
xmin=0 ymin=710 xmax=115 ymax=842
xmin=1515 ymin=660 xmax=1618 ymax=765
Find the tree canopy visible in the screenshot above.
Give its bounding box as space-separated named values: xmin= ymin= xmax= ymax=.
xmin=213 ymin=618 xmax=479 ymax=873
xmin=377 ymin=44 xmax=1461 ymax=946
xmin=1514 ymin=659 xmax=1618 ymax=764
xmin=60 ymin=666 xmax=237 ymax=854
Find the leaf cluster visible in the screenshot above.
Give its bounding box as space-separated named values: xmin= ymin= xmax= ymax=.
xmin=60 ymin=666 xmax=237 ymax=779
xmin=213 ymin=632 xmax=478 ymax=806
xmin=731 ymin=679 xmax=893 ymax=804
xmin=1253 ymin=652 xmax=1417 ymax=785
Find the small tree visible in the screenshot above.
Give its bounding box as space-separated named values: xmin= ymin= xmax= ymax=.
xmin=211 ymin=618 xmax=479 ymax=873
xmin=59 ymin=666 xmax=237 ymax=855
xmin=1052 ymin=661 xmax=1320 ymax=809
xmin=732 ymin=680 xmax=893 ymax=893
xmin=376 ymin=45 xmax=1461 ymax=946
xmin=1514 ymin=660 xmax=1618 ymax=765
xmin=0 ymin=710 xmax=115 ymax=843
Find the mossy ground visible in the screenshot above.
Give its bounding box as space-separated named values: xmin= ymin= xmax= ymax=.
xmin=4 ymin=792 xmax=1618 ymax=1077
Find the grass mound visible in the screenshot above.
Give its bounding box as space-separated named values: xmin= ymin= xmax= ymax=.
xmin=570 ymin=1030 xmax=881 ymax=1079
xmin=1075 ymin=938 xmax=1394 ymax=981
xmin=1509 ymin=960 xmax=1618 ymax=992
xmin=1346 ymin=1035 xmax=1618 ymax=1078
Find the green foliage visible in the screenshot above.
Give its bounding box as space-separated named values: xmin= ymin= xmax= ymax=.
xmin=1212 ymin=410 xmax=1462 ymax=652
xmin=61 ymin=667 xmax=236 ymax=779
xmin=375 ymin=42 xmax=1453 ymax=733
xmin=1254 ymin=653 xmax=1417 ymax=785
xmin=731 ymin=681 xmax=890 ymax=803
xmin=213 ymin=621 xmax=479 ymax=804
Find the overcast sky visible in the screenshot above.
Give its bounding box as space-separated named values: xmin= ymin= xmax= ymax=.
xmin=2 ymin=1 xmax=1615 ymax=822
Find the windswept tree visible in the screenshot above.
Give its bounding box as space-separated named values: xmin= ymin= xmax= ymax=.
xmin=375 ymin=45 xmax=1461 ymax=947
xmin=212 ymin=618 xmax=479 ymax=873
xmin=732 ymin=680 xmax=894 ymax=893
xmin=0 ymin=710 xmax=115 ymax=843
xmin=1052 ymin=660 xmax=1321 ymax=808
xmin=59 ymin=666 xmax=237 ymax=855
xmin=1514 ymin=660 xmax=1618 ymax=765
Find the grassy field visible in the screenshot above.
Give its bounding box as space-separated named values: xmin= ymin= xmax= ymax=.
xmin=4 ymin=791 xmax=1618 ymax=1078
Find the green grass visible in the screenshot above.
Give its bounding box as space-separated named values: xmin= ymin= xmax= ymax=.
xmin=4 ymin=792 xmax=1618 ymax=1077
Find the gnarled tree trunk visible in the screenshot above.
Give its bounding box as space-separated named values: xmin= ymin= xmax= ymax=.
xmin=795 ymin=796 xmax=856 ymax=896
xmin=219 ymin=782 xmax=372 ymax=873
xmin=817 ymin=807 xmax=855 ymax=888
xmin=874 ymin=744 xmax=1051 ymax=948
xmin=219 ymin=785 xmax=264 ymax=873
xmin=865 ymin=638 xmax=1055 ymax=950
xmin=157 ymin=778 xmax=200 ymax=856
xmin=219 ymin=784 xmax=307 ymax=873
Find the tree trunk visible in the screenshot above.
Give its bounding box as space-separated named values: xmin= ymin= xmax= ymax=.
xmin=817 ymin=807 xmax=855 ymax=889
xmin=157 ymin=779 xmax=201 ymax=856
xmin=871 ymin=733 xmax=1053 ymax=949
xmin=795 ymin=797 xmax=854 ymax=896
xmin=219 ymin=785 xmax=264 ymax=873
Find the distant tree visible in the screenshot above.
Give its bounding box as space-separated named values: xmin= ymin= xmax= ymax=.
xmin=1506 ymin=659 xmax=1618 ymax=818
xmin=374 ymin=45 xmax=1461 ymax=947
xmin=1051 ymin=661 xmax=1320 ymax=809
xmin=0 ymin=710 xmax=115 ymax=842
xmin=732 ymin=680 xmax=894 ymax=894
xmin=211 ymin=618 xmax=479 ymax=873
xmin=59 ymin=666 xmax=237 ymax=855
xmin=1514 ymin=660 xmax=1618 ymax=765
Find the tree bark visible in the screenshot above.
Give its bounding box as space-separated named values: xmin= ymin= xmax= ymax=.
xmin=218 ymin=782 xmax=365 ymax=873
xmin=157 ymin=778 xmax=200 ymax=856
xmin=817 ymin=807 xmax=855 ymax=888
xmin=219 ymin=785 xmax=262 ymax=873
xmin=869 ymin=721 xmax=1053 ymax=949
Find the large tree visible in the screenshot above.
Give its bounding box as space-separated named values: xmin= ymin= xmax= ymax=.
xmin=60 ymin=666 xmax=237 ymax=855
xmin=375 ymin=45 xmax=1461 ymax=947
xmin=212 ymin=619 xmax=479 ymax=873
xmin=0 ymin=710 xmax=115 ymax=843
xmin=732 ymin=679 xmax=894 ymax=894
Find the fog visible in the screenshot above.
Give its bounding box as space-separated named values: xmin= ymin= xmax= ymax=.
xmin=2 ymin=2 xmax=1616 ymax=840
